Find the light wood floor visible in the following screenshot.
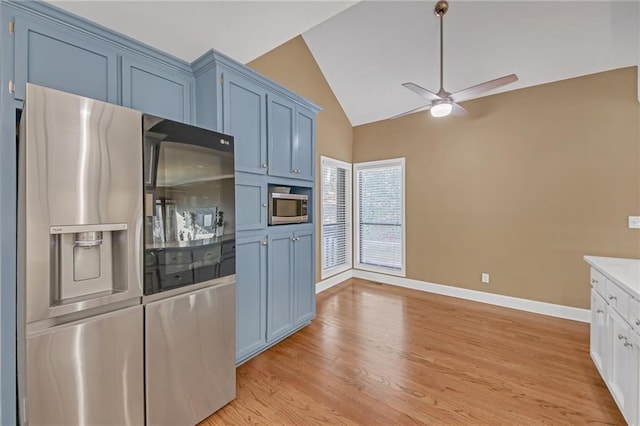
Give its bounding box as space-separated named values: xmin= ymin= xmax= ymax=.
xmin=200 ymin=278 xmax=623 ymax=425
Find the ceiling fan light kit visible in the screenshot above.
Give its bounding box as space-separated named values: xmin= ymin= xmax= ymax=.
xmin=430 ymin=100 xmax=452 ymax=117
xmin=392 ymin=0 xmax=518 ymax=120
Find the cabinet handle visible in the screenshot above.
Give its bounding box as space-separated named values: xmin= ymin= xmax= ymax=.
xmin=618 ymin=334 xmax=625 ymax=340
xmin=262 ymin=203 xmax=267 ymax=207
xmin=261 ymin=240 xmax=268 ymax=246
xmin=635 ymin=319 xmax=640 ymax=326
xmin=596 ymin=309 xmax=604 ymax=314
xmin=608 ymin=295 xmax=617 ymax=301
xmin=591 ymin=279 xmax=598 ymax=284
xmin=624 ymin=341 xmax=633 ymax=348
xmin=262 ymin=164 xmax=268 ymax=169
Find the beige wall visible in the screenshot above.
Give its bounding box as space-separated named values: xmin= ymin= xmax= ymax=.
xmin=353 ymin=67 xmax=640 ymax=309
xmin=247 ymin=35 xmax=353 ymax=282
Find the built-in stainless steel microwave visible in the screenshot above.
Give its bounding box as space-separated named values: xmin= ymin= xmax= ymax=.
xmin=269 ymin=193 xmax=308 ymax=225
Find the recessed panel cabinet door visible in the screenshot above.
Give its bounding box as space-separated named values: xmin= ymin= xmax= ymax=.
xmin=235 ymin=175 xmax=267 ymax=231
xmin=590 ymin=289 xmax=608 ymax=376
xmin=122 ymin=56 xmax=193 ymax=123
xmin=223 ymin=73 xmax=267 ymax=175
xmin=293 ymin=229 xmax=314 ymax=326
xmin=13 ymin=15 xmax=117 ymax=102
xmin=294 ymin=107 xmax=315 ymax=181
xmin=267 ymin=231 xmax=294 ymax=341
xmin=267 ymin=94 xmax=295 ymax=179
xmin=607 ymin=308 xmax=634 ymax=422
xmin=235 ymin=233 xmax=267 ymax=362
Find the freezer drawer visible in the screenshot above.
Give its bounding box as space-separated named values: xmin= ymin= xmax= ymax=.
xmin=25 ymin=306 xmax=144 ymax=426
xmin=145 ymin=281 xmax=236 ymax=426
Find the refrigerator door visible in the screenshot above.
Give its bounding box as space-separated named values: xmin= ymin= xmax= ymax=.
xmin=145 ymin=279 xmax=236 ymax=425
xmin=26 ymin=306 xmax=144 ymax=426
xmin=20 ymin=83 xmax=143 ymax=325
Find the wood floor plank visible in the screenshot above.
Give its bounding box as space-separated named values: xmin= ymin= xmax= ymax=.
xmin=200 ymin=278 xmax=624 ymax=425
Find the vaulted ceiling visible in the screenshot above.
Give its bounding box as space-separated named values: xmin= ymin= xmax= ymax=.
xmin=50 ymin=1 xmax=639 ymax=126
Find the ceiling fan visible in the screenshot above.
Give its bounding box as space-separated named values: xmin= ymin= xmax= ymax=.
xmin=392 ymin=0 xmax=518 ymax=119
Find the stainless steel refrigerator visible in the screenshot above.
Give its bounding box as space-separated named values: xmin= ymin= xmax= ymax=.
xmin=17 ymin=84 xmax=144 ymax=425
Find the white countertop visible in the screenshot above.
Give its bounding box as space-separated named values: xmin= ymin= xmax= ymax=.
xmin=584 ymin=256 xmax=640 ymax=298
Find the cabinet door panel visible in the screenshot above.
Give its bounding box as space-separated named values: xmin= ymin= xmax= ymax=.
xmin=267 ymin=95 xmax=295 ymax=179
xmin=293 ymin=230 xmax=314 ymax=326
xmin=122 ymin=56 xmax=192 ymax=123
xmin=235 ymin=234 xmax=267 ymax=361
xmin=295 ymin=107 xmax=315 ymax=181
xmin=224 ymin=74 xmax=267 ymax=175
xmin=267 ymin=232 xmax=293 ymax=341
xmin=14 ymin=16 xmax=117 ymax=102
xmin=235 ymin=177 xmax=267 ymax=231
xmin=590 ymin=289 xmax=607 ymax=376
xmin=607 ymin=308 xmax=633 ymax=420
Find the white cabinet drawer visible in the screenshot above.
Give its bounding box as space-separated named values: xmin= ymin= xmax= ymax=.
xmin=606 ymin=280 xmax=631 ymax=320
xmin=591 ymin=268 xmax=606 ymax=298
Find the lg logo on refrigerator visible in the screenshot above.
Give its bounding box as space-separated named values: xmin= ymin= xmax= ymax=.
xmin=219 ymin=139 xmax=230 ymax=145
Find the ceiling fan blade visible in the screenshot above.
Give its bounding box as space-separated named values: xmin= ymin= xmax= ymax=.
xmin=402 ymin=82 xmax=443 ymax=102
xmin=389 ymin=103 xmax=433 ymax=120
xmin=451 ymin=103 xmax=468 ymax=117
xmin=450 ymin=74 xmax=518 ymax=103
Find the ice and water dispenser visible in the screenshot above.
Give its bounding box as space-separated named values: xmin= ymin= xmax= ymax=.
xmin=52 ymin=224 xmax=129 ymax=302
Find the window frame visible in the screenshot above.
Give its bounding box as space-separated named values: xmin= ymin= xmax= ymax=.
xmin=320 ymin=156 xmax=353 ymax=279
xmin=354 ymin=157 xmax=406 ymax=277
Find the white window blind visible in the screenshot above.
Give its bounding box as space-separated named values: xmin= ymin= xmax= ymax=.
xmin=354 ymin=158 xmax=405 ymax=276
xmin=321 ymin=157 xmax=352 ymax=279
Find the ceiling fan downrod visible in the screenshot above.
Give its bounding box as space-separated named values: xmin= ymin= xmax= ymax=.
xmin=434 ymin=0 xmax=448 ymax=93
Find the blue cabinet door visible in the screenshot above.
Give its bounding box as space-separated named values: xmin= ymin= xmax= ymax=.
xmin=223 ymin=72 xmax=267 ymax=175
xmin=267 ymin=94 xmax=295 ymax=179
xmin=13 ymin=14 xmax=117 ymax=102
xmin=235 ymin=174 xmax=267 ymax=231
xmin=267 ymin=231 xmax=294 ymax=342
xmin=122 ymin=56 xmax=193 ymax=123
xmin=293 ymin=229 xmax=315 ymax=326
xmin=235 ymin=233 xmax=267 ymax=362
xmin=294 ymin=107 xmax=315 ymax=181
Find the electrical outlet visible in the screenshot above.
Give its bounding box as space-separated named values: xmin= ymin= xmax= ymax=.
xmin=481 ymin=273 xmax=490 ymax=284
xmin=629 ymin=216 xmax=640 ymax=229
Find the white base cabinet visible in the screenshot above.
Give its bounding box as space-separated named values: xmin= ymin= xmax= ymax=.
xmin=586 ymin=258 xmax=640 ymax=425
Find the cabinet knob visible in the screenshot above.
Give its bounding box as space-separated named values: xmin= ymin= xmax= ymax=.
xmin=591 ymin=279 xmax=598 ymax=284
xmin=624 ymin=341 xmax=634 ymax=348
xmin=262 ymin=164 xmax=268 ymax=169
xmin=596 ymin=309 xmax=604 ymax=314
xmin=635 ymin=319 xmax=640 ymax=326
xmin=608 ymin=295 xmax=617 ymax=301
xmin=618 ymin=333 xmax=625 ymax=340
xmin=262 ymin=203 xmax=267 ymax=207
xmin=261 ymin=240 xmax=268 ymax=246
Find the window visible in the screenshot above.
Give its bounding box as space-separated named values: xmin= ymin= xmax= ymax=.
xmin=320 ymin=156 xmax=352 ymax=279
xmin=354 ymin=158 xmax=405 ymax=276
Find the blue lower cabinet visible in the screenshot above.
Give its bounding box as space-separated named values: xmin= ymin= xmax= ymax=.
xmin=121 ymin=55 xmax=193 ymax=123
xmin=293 ymin=229 xmax=315 ymax=326
xmin=13 ymin=13 xmax=117 ymax=103
xmin=235 ymin=233 xmax=267 ymax=362
xmin=266 ymin=230 xmax=294 ymax=342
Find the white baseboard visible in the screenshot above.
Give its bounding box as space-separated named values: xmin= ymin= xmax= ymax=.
xmin=316 ymin=270 xmax=354 ymax=294
xmin=351 ymin=269 xmax=590 ymax=323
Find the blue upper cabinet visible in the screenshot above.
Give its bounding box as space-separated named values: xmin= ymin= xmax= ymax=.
xmin=267 ymin=95 xmax=315 ymax=181
xmin=223 ymin=71 xmax=268 ymax=175
xmin=267 ymin=94 xmax=295 ymax=179
xmin=121 ymin=55 xmax=193 ymax=123
xmin=294 ymin=106 xmax=315 ymax=181
xmin=192 ymin=50 xmax=320 ymax=180
xmin=13 ymin=13 xmax=117 ymax=103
